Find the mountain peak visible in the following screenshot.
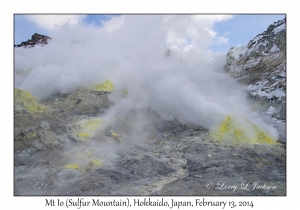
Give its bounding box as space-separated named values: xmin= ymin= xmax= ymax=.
xmin=14 ymin=33 xmax=51 ymax=48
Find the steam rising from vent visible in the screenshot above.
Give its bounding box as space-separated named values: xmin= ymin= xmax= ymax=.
xmin=14 ymin=15 xmax=279 ymax=140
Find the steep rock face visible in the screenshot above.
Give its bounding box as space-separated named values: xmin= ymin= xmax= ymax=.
xmin=14 ymin=33 xmax=51 ymax=48
xmin=225 ymin=18 xmax=286 ymax=121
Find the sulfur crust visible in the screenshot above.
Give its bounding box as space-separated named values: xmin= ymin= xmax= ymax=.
xmin=92 ymin=160 xmax=102 ymax=166
xmin=15 ymin=88 xmax=47 ymax=113
xmin=210 ymin=116 xmax=276 ymax=145
xmin=76 ymin=118 xmax=102 ymax=140
xmin=111 ymin=131 xmax=122 ymax=142
xmin=92 ymin=80 xmax=114 ymax=92
xmin=64 ymin=164 xmax=80 ymax=169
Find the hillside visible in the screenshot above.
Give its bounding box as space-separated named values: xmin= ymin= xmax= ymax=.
xmin=225 ymin=18 xmax=286 ymax=121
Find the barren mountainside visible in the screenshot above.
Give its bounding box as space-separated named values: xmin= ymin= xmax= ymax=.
xmin=225 ymin=18 xmax=286 ymax=121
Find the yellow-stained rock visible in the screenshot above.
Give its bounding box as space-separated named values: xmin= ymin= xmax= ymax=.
xmin=111 ymin=131 xmax=122 ymax=143
xmin=210 ymin=116 xmax=276 ymax=145
xmin=92 ymin=160 xmax=102 ymax=166
xmin=15 ymin=88 xmax=47 ymax=113
xmin=92 ymin=80 xmax=114 ymax=92
xmin=64 ymin=164 xmax=80 ymax=170
xmin=77 ymin=132 xmax=91 ymax=139
xmin=75 ymin=118 xmax=103 ymax=140
xmin=64 ymin=159 xmax=102 ymax=172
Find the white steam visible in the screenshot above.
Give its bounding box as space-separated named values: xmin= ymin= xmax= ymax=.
xmin=14 ymin=15 xmax=279 ymax=140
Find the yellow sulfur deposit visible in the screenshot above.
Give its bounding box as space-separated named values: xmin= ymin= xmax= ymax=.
xmin=92 ymin=160 xmax=102 ymax=166
xmin=14 ymin=88 xmax=47 ymax=113
xmin=76 ymin=118 xmax=102 ymax=140
xmin=92 ymin=80 xmax=114 ymax=92
xmin=28 ymin=132 xmax=36 ymax=138
xmin=77 ymin=132 xmax=91 ymax=139
xmin=65 ymin=150 xmax=103 ymax=172
xmin=210 ymin=116 xmax=276 ymax=145
xmin=64 ymin=164 xmax=80 ymax=170
xmin=111 ymin=131 xmax=122 ymax=143
xmin=251 ymin=122 xmax=276 ymax=144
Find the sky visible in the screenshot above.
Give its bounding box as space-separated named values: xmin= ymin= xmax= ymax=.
xmin=14 ymin=14 xmax=286 ymax=53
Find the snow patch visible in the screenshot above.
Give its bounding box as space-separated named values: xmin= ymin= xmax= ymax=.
xmin=267 ymin=106 xmax=276 ymax=115
xmin=230 ymin=46 xmax=246 ymax=60
xmin=273 ymin=23 xmax=285 ymax=34
xmin=271 ymin=89 xmax=285 ymax=98
xmin=270 ymin=45 xmax=279 ymax=52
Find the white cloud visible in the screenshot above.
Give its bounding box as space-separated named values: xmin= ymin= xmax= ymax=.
xmin=215 ymin=36 xmax=229 ymax=44
xmin=193 ymin=15 xmax=234 ymax=23
xmin=26 ymin=15 xmax=86 ymax=30
xmin=101 ymin=15 xmax=124 ymax=33
xmin=163 ymin=15 xmax=234 ymax=50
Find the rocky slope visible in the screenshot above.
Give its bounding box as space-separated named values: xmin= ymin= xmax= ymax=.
xmin=225 ymin=18 xmax=286 ymax=121
xmin=14 ymin=33 xmax=51 ymax=48
xmin=14 ymin=87 xmax=286 ymax=196
xmin=14 ymin=21 xmax=286 ymax=196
